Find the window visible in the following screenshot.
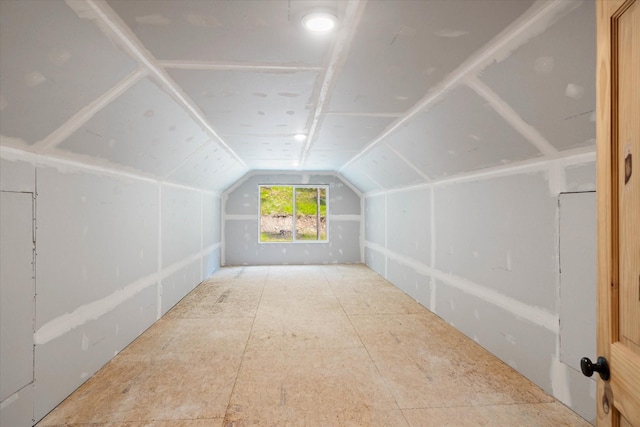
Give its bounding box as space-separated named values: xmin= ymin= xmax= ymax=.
xmin=259 ymin=185 xmax=327 ymax=243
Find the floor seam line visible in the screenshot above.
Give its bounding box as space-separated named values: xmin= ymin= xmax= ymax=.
xmin=322 ymin=266 xmax=408 ymax=420
xmin=221 ymin=266 xmax=269 ymax=423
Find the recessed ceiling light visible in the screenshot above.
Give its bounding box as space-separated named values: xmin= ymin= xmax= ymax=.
xmin=301 ymin=12 xmax=337 ymax=32
xmin=294 ymin=133 xmax=307 ymax=141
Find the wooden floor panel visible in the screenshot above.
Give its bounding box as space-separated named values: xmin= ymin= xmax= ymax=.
xmin=37 ymin=265 xmax=589 ymax=427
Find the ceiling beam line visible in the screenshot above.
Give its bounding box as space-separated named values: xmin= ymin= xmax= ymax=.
xmin=464 ymin=75 xmax=558 ymax=157
xmin=299 ymin=0 xmax=367 ymax=169
xmin=325 ymin=111 xmax=403 ymax=118
xmin=84 ymin=0 xmax=248 ymax=170
xmin=385 ymin=142 xmax=431 ymax=181
xmin=32 ymin=67 xmax=148 ymax=153
xmin=159 ymin=60 xmax=323 ymax=72
xmin=339 ymin=0 xmax=582 ymax=172
xmin=161 ymin=138 xmax=216 ymax=180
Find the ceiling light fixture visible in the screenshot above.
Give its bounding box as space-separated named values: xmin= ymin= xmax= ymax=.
xmin=301 ymin=12 xmax=337 ymax=32
xmin=294 ymin=133 xmax=307 ymax=141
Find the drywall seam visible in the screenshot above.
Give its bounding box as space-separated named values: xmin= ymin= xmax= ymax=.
xmin=162 ymin=180 xmax=219 ymax=196
xmin=226 ymin=214 xmax=259 ymax=221
xmin=548 ymin=159 xmax=568 ymax=195
xmin=339 ymin=0 xmax=580 ymax=172
xmin=162 ymin=138 xmax=216 ymax=181
xmin=356 ymin=167 xmax=384 ymax=191
xmin=363 ymin=241 xmax=559 ymax=333
xmin=31 ymin=68 xmax=148 ymax=153
xmin=464 ymin=75 xmax=558 ymax=157
xmin=383 ymin=194 xmax=388 ymax=250
xmin=430 ymin=187 xmax=435 ymax=269
xmin=203 ymin=243 xmax=222 ymax=253
xmin=551 ymin=335 xmax=573 ymax=407
xmin=34 ymin=246 xmax=214 ymax=346
xmin=1 ymin=146 xmax=158 ymax=184
xmin=220 ymin=170 xmax=364 ymax=208
xmin=361 ymin=149 xmax=595 ymax=197
xmin=200 ymin=192 xmax=204 ymax=282
xmin=300 ymin=0 xmax=366 ymax=168
xmin=384 ymin=195 xmax=388 ymax=274
xmin=432 ymin=148 xmax=595 ymax=188
xmin=331 ymin=215 xmax=361 ymax=221
xmin=222 ymin=170 xmax=262 ymax=194
xmin=221 ymin=194 xmax=227 ymax=266
xmin=156 ymin=184 xmax=163 ymax=320
xmin=158 ymin=60 xmax=323 ymax=72
xmin=326 ymin=111 xmax=404 ymax=118
xmin=222 ymin=170 xmax=347 ymax=195
xmin=0 ymin=135 xmax=30 ymax=150
xmin=430 ymin=186 xmax=436 ymax=310
xmin=365 ymin=181 xmax=434 ymax=198
xmin=33 ymin=273 xmax=159 ymax=345
xmin=160 ymin=249 xmax=207 ymax=281
xmin=558 ymin=150 xmax=596 ymax=166
xmin=360 ymin=197 xmax=365 ymax=263
xmin=551 ymin=212 xmax=571 ymax=404
xmin=0 ymin=387 xmax=22 ymax=410
xmin=336 ymin=171 xmax=364 ymax=198
xmin=79 ymin=0 xmax=248 ymax=170
xmin=202 ymin=189 xmax=220 ymax=198
xmin=471 ymin=0 xmax=583 ymax=71
xmin=384 ymin=142 xmax=431 ymax=181
xmin=430 ymin=279 xmax=437 ymax=313
xmin=338 ymin=73 xmax=452 ymax=171
xmin=1 ymin=146 xmax=219 ymax=195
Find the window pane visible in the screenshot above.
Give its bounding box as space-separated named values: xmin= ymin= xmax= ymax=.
xmin=295 ymin=187 xmax=327 ymax=241
xmin=319 ymin=187 xmax=327 ymax=240
xmin=260 ymin=186 xmax=293 ymax=242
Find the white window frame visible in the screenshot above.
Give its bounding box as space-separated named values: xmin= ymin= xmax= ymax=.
xmin=258 ymin=184 xmax=329 ymax=244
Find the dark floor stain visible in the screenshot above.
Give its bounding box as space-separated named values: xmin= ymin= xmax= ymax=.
xmin=217 ymin=289 xmax=232 ymax=303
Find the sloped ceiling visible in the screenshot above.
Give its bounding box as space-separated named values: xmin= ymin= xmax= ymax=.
xmin=0 ymin=0 xmax=595 ymax=193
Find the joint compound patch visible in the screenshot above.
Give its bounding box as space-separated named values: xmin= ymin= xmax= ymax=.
xmin=25 ymin=71 xmax=46 ymax=87
xmin=565 ymin=83 xmax=584 ymax=100
xmin=534 ymin=56 xmax=554 ymax=74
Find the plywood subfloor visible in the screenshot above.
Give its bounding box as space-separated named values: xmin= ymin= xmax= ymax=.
xmin=37 ymin=265 xmax=589 ymax=426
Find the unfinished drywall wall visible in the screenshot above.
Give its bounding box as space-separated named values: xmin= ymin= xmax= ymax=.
xmin=352 ymin=2 xmax=597 ymax=422
xmin=223 ymin=172 xmax=361 ymax=265
xmin=362 ymin=156 xmax=597 ymax=423
xmin=0 ymin=191 xmax=35 ymax=427
xmin=558 ymin=191 xmax=597 ymax=420
xmin=0 ymin=152 xmax=221 ymax=425
xmin=202 ymin=193 xmax=222 ymax=277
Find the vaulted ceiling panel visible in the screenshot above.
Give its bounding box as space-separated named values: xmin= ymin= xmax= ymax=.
xmin=167 ymin=69 xmax=319 ymax=137
xmin=1 ymin=0 xmax=597 ymax=195
xmin=327 ymin=0 xmax=535 ymax=114
xmin=305 ymin=150 xmax=358 ymax=171
xmin=340 ymin=166 xmax=380 ymax=195
xmin=478 ymin=1 xmax=595 ymax=152
xmin=106 ymin=0 xmax=342 ymax=64
xmin=385 ymin=85 xmax=542 ymax=179
xmin=350 ymin=144 xmax=425 ymax=189
xmin=0 ymin=0 xmax=137 ymax=145
xmin=313 ymin=114 xmax=396 ymax=151
xmin=223 ymin=135 xmax=304 ymax=170
xmin=303 ymin=114 xmax=397 ymax=170
xmin=57 ymin=78 xmax=211 ymax=177
xmin=167 ymin=141 xmax=246 ymax=192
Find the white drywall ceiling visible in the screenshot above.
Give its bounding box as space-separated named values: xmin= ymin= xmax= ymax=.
xmin=0 ymin=0 xmax=595 ymax=192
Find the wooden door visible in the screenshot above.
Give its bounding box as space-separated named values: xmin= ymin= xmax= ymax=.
xmin=596 ymin=0 xmax=640 ymax=426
